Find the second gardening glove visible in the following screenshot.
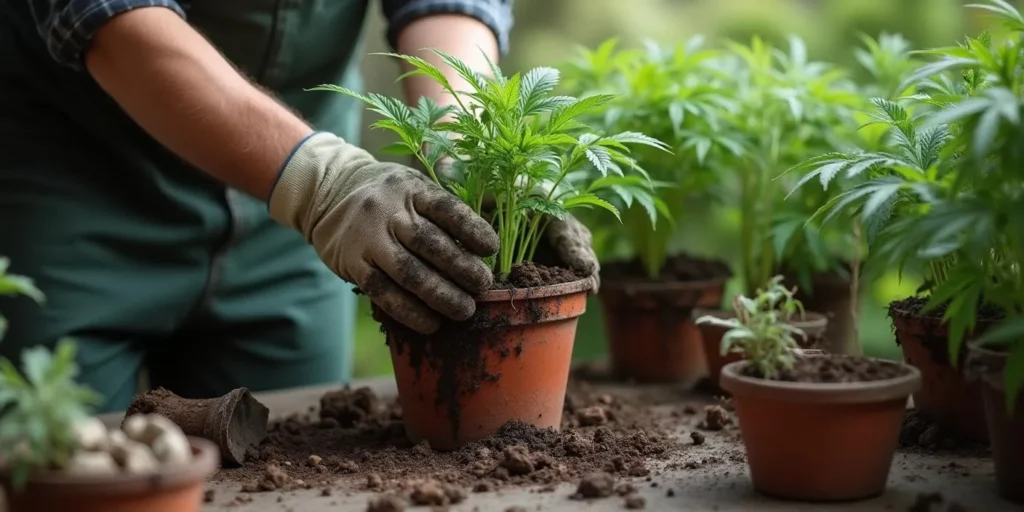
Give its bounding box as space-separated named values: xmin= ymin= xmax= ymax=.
xmin=269 ymin=132 xmax=500 ymax=334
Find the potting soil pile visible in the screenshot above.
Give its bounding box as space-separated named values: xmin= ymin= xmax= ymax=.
xmin=211 ymin=378 xmax=742 ymax=507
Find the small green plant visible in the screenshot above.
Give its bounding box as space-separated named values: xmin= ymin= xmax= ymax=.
xmin=311 ymin=50 xmax=670 ymax=277
xmin=695 ymin=275 xmax=808 ymax=379
xmin=789 ymin=0 xmax=1024 ymax=412
xmin=0 ymin=257 xmax=45 ymax=339
xmin=0 ymin=340 xmax=101 ymax=490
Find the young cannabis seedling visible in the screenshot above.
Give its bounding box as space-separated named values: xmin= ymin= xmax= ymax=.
xmin=311 ymin=50 xmax=670 ymax=278
xmin=0 ymin=339 xmax=102 ymax=490
xmin=695 ymin=275 xmax=808 ymax=379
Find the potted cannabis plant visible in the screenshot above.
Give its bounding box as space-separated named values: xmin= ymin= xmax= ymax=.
xmin=0 ymin=261 xmax=219 ymax=511
xmin=315 ymin=51 xmax=668 ymax=449
xmin=697 ymin=276 xmax=920 ymax=502
xmin=788 ymin=0 xmax=1024 ymax=445
xmin=560 ymin=37 xmax=738 ymax=384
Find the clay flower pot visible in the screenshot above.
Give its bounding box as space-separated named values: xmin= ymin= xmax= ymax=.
xmin=721 ymin=356 xmax=921 ymax=501
xmin=1 ymin=437 xmax=219 ymax=512
xmin=889 ymin=299 xmax=990 ymax=441
xmin=384 ymin=279 xmax=590 ymax=450
xmin=600 ymin=278 xmax=727 ymax=384
xmin=786 ymin=270 xmax=858 ymax=355
xmin=696 ymin=310 xmax=828 ymax=391
xmin=966 ymin=342 xmax=1024 ymax=504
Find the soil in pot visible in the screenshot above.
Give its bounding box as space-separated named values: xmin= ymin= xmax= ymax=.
xmin=966 ymin=343 xmax=1024 ymax=504
xmin=784 ymin=267 xmax=858 ymax=355
xmin=599 ymin=254 xmax=732 ymax=385
xmin=125 ymin=387 xmax=270 ymax=466
xmin=1 ymin=437 xmax=219 ymax=512
xmin=889 ymin=297 xmax=1001 ymax=442
xmin=696 ymin=310 xmax=828 ymax=393
xmin=371 ymin=261 xmax=590 ymax=451
xmin=721 ymin=354 xmax=920 ymax=502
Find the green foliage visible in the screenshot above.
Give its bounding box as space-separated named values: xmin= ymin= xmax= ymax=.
xmin=560 ymin=37 xmax=741 ymax=278
xmin=790 ymin=0 xmax=1024 ymax=411
xmin=0 ymin=257 xmax=44 ymax=340
xmin=312 ymin=50 xmax=669 ymax=277
xmin=695 ymin=275 xmax=808 ymax=379
xmin=0 ymin=339 xmax=102 ymax=490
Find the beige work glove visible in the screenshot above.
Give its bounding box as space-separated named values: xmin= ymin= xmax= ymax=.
xmin=270 ymin=132 xmax=499 ymax=334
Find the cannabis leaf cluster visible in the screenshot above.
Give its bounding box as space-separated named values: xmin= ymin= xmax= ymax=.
xmin=789 ymin=0 xmax=1024 ymax=410
xmin=313 ymin=50 xmax=670 ymax=277
xmin=695 ymin=275 xmax=809 ymax=379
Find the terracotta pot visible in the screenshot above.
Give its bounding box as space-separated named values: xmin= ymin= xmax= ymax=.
xmin=1 ymin=437 xmax=218 ymax=512
xmin=599 ymin=278 xmax=727 ymax=385
xmin=721 ymin=357 xmax=921 ymax=501
xmin=966 ymin=342 xmax=1024 ymax=504
xmin=387 ymin=279 xmax=590 ymax=451
xmin=889 ymin=302 xmax=989 ymax=441
xmin=696 ymin=310 xmax=828 ymax=391
xmin=788 ymin=271 xmax=858 ymax=355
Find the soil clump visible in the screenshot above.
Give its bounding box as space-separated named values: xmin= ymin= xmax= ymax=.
xmin=907 ymin=491 xmax=968 ymax=512
xmin=898 ymin=409 xmax=989 ymax=457
xmin=213 ymin=380 xmax=690 ymax=499
xmin=602 ymin=254 xmax=731 ymax=282
xmin=739 ymin=354 xmax=913 ymax=383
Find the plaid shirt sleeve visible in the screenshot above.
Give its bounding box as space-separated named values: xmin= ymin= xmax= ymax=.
xmin=27 ymin=0 xmax=186 ymax=70
xmin=381 ymin=0 xmax=515 ymax=55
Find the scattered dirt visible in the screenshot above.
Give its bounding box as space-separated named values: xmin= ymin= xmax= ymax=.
xmin=907 ymin=491 xmax=968 ymax=512
xmin=739 ymin=354 xmax=914 ymax=383
xmin=370 ymin=262 xmax=578 ymax=441
xmin=690 ymin=431 xmax=705 ymax=445
xmin=214 ymin=381 xmax=701 ymax=502
xmin=366 ymin=495 xmax=407 ymax=512
xmin=602 ymin=253 xmax=732 ymax=282
xmin=898 ymin=409 xmax=989 ymax=457
xmin=571 ymin=472 xmax=617 ymax=499
xmin=697 ymin=406 xmax=731 ymax=431
xmin=625 ymin=494 xmax=647 ymax=509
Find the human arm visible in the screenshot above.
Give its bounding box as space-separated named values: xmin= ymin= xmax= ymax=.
xmin=31 ymin=1 xmax=498 ymax=332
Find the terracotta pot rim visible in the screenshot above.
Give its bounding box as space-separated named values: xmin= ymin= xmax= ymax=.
xmin=476 ymin=278 xmax=592 ymax=302
xmin=720 ymin=357 xmax=921 ymax=405
xmin=966 ymin=340 xmax=1009 ymax=389
xmin=600 ymin=276 xmax=729 ymax=293
xmin=2 ymin=437 xmax=219 ymax=494
xmin=692 ymin=309 xmax=829 ymax=329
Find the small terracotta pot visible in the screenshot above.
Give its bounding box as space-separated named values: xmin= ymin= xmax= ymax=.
xmin=721 ymin=357 xmax=921 ymax=501
xmin=890 ymin=302 xmax=989 ymax=441
xmin=599 ymin=278 xmax=727 ymax=385
xmin=696 ymin=310 xmax=828 ymax=391
xmin=387 ymin=279 xmax=590 ymax=450
xmin=787 ymin=271 xmax=858 ymax=355
xmin=1 ymin=437 xmax=219 ymax=512
xmin=966 ymin=342 xmax=1024 ymax=504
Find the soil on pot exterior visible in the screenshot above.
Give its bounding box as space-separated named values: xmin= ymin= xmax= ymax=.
xmin=888 ymin=296 xmax=1003 ymax=366
xmin=210 ymin=380 xmax=737 ymax=506
xmin=601 ymin=254 xmax=732 ymax=282
xmin=370 ymin=261 xmax=584 ymax=439
xmin=738 ymin=355 xmax=913 ymax=383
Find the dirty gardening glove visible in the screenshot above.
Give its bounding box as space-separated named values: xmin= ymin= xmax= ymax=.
xmin=538 ymin=215 xmax=601 ymax=294
xmin=269 ymin=132 xmax=500 ymax=334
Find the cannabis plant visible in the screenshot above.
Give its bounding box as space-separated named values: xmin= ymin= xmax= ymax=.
xmin=312 ymin=50 xmax=669 ymax=277
xmin=0 ymin=339 xmax=102 ymax=490
xmin=719 ymin=35 xmax=863 ymax=295
xmin=560 ymin=37 xmax=743 ymax=279
xmin=790 ymin=0 xmax=1024 ymax=411
xmin=695 ymin=275 xmax=808 ymax=379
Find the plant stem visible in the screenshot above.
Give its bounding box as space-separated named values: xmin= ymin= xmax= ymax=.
xmin=850 ymin=220 xmax=863 ymax=355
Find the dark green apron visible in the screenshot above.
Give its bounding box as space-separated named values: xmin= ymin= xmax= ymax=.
xmin=0 ymin=0 xmax=370 ymax=412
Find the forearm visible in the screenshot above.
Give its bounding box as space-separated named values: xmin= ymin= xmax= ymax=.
xmin=395 ymin=14 xmax=499 ymax=109
xmin=84 ymin=7 xmax=313 ymax=200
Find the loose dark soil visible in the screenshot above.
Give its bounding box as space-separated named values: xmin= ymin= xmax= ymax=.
xmin=370 ymin=262 xmax=580 ymax=440
xmin=212 ymin=380 xmax=707 ymax=505
xmin=889 ymin=296 xmax=1004 ymax=365
xmin=602 ymin=253 xmax=732 ymax=282
xmin=907 ymin=491 xmax=968 ymax=512
xmin=739 ymin=354 xmax=913 ymax=383
xmin=898 ymin=409 xmax=989 ymax=457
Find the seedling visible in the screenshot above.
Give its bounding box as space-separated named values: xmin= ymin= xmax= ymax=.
xmin=695 ymin=275 xmax=808 ymax=379
xmin=311 ymin=50 xmax=670 ymax=278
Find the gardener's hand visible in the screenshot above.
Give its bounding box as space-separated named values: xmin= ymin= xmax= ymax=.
xmin=269 ymin=132 xmax=500 ymax=334
xmin=538 ymin=215 xmax=601 ymax=294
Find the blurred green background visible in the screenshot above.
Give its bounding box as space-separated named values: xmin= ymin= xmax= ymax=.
xmin=348 ymin=0 xmax=1007 ymax=378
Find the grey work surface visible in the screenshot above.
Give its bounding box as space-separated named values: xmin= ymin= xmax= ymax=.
xmin=85 ymin=377 xmax=1019 ymax=512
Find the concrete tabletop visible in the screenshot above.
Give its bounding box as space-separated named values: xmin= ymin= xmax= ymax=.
xmin=102 ymin=377 xmax=1016 ymax=512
